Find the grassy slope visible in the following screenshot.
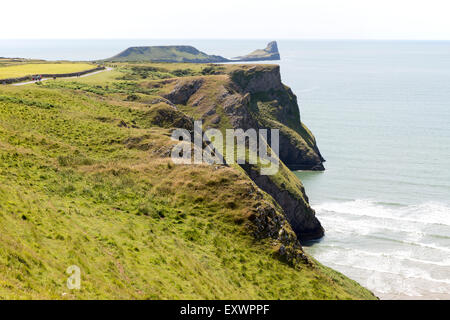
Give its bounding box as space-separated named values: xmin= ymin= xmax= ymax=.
xmin=107 ymin=47 xmax=226 ymax=63
xmin=240 ymin=49 xmax=272 ymax=59
xmin=0 ymin=64 xmax=376 ymax=299
xmin=0 ymin=63 xmax=96 ymax=79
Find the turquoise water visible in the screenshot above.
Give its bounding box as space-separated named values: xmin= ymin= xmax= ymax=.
xmin=1 ymin=39 xmax=449 ymax=299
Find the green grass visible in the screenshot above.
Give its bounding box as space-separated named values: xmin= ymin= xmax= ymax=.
xmin=0 ymin=63 xmax=96 ymax=79
xmin=0 ymin=63 xmax=377 ymax=300
xmin=106 ymin=46 xmax=228 ymax=63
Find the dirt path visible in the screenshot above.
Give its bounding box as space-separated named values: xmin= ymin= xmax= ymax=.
xmin=12 ymin=67 xmax=113 ymax=86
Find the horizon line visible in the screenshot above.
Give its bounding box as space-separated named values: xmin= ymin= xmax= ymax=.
xmin=1 ymin=38 xmax=450 ymax=42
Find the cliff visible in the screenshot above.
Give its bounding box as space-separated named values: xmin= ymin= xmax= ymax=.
xmin=228 ymin=65 xmax=325 ymax=170
xmin=0 ymin=61 xmax=376 ymax=299
xmin=160 ymin=64 xmax=325 ymax=241
xmin=232 ymin=41 xmax=281 ymax=61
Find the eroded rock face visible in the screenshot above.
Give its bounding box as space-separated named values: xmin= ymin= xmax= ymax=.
xmin=265 ymin=41 xmax=279 ymax=54
xmin=221 ymin=65 xmax=325 ymax=241
xmin=221 ymin=92 xmax=257 ymax=129
xmin=278 ymin=133 xmax=325 ymax=171
xmin=229 ymin=66 xmax=284 ymax=94
xmin=252 ymin=200 xmax=310 ymax=266
xmin=146 ymin=103 xmax=194 ymax=130
xmin=243 ymin=165 xmax=324 ymax=241
xmin=226 ymin=66 xmax=325 ymax=171
xmin=164 ymin=78 xmax=204 ymax=105
xmin=244 ymin=182 xmax=310 ymax=266
xmin=159 ymin=65 xmax=325 ymax=243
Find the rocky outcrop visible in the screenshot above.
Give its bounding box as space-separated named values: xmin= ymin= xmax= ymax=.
xmin=250 ymin=197 xmax=310 ymax=266
xmin=145 ymin=102 xmax=194 ymax=130
xmin=265 ymin=41 xmax=279 ymax=55
xmin=224 ymin=66 xmax=325 ymax=240
xmin=164 ymin=78 xmax=204 ymax=105
xmin=243 ymin=164 xmax=324 ymax=241
xmin=232 ymin=41 xmax=281 ymax=62
xmin=229 ymin=65 xmax=284 ymax=93
xmin=221 ymin=92 xmax=257 ymax=129
xmin=173 ymin=65 xmax=326 ymax=242
xmin=225 ymin=65 xmax=325 ymax=171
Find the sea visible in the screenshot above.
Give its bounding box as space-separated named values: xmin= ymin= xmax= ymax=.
xmin=1 ymin=39 xmax=449 ymax=299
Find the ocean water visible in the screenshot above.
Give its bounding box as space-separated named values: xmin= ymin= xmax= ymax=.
xmin=284 ymin=40 xmax=450 ymax=300
xmin=1 ymin=39 xmax=449 ymax=299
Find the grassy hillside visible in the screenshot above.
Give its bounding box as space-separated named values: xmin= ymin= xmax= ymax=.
xmin=105 ymin=46 xmax=228 ymax=63
xmin=0 ymin=62 xmax=96 ymax=79
xmin=0 ymin=62 xmax=376 ymax=299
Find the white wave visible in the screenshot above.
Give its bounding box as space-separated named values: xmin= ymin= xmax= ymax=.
xmin=312 ymin=244 xmax=450 ymax=267
xmin=327 ymin=227 xmax=450 ymax=254
xmin=308 ymin=199 xmax=450 ymax=297
xmin=319 ymin=216 xmax=450 ymax=253
xmin=326 ymin=260 xmax=450 ymax=286
xmin=312 ymin=246 xmax=450 ymax=294
xmin=321 ymin=215 xmax=428 ymax=236
xmin=315 ymin=199 xmax=450 ymax=227
xmin=325 ymin=259 xmax=450 ymax=297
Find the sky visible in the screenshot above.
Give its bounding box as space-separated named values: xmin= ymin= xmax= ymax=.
xmin=2 ymin=0 xmax=450 ymax=40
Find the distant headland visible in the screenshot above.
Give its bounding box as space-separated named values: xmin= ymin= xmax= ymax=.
xmin=104 ymin=41 xmax=281 ymax=63
xmin=231 ymin=41 xmax=280 ymax=61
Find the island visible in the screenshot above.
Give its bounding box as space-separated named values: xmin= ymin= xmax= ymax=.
xmin=104 ymin=41 xmax=281 ymax=63
xmin=232 ymin=41 xmax=280 ymax=61
xmin=105 ymin=45 xmax=229 ymax=63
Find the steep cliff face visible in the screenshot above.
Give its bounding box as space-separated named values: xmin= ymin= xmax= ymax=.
xmin=162 ymin=64 xmax=325 ymax=241
xmin=242 ymin=164 xmax=324 ymax=241
xmin=227 ymin=65 xmax=325 ymax=170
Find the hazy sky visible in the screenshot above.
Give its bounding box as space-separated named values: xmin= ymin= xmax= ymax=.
xmin=3 ymin=0 xmax=450 ymax=40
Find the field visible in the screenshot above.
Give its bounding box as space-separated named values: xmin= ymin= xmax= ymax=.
xmin=0 ymin=62 xmax=96 ymax=79
xmin=0 ymin=62 xmax=376 ymax=299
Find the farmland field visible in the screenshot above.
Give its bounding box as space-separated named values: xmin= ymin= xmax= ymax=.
xmin=0 ymin=63 xmax=96 ymax=79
